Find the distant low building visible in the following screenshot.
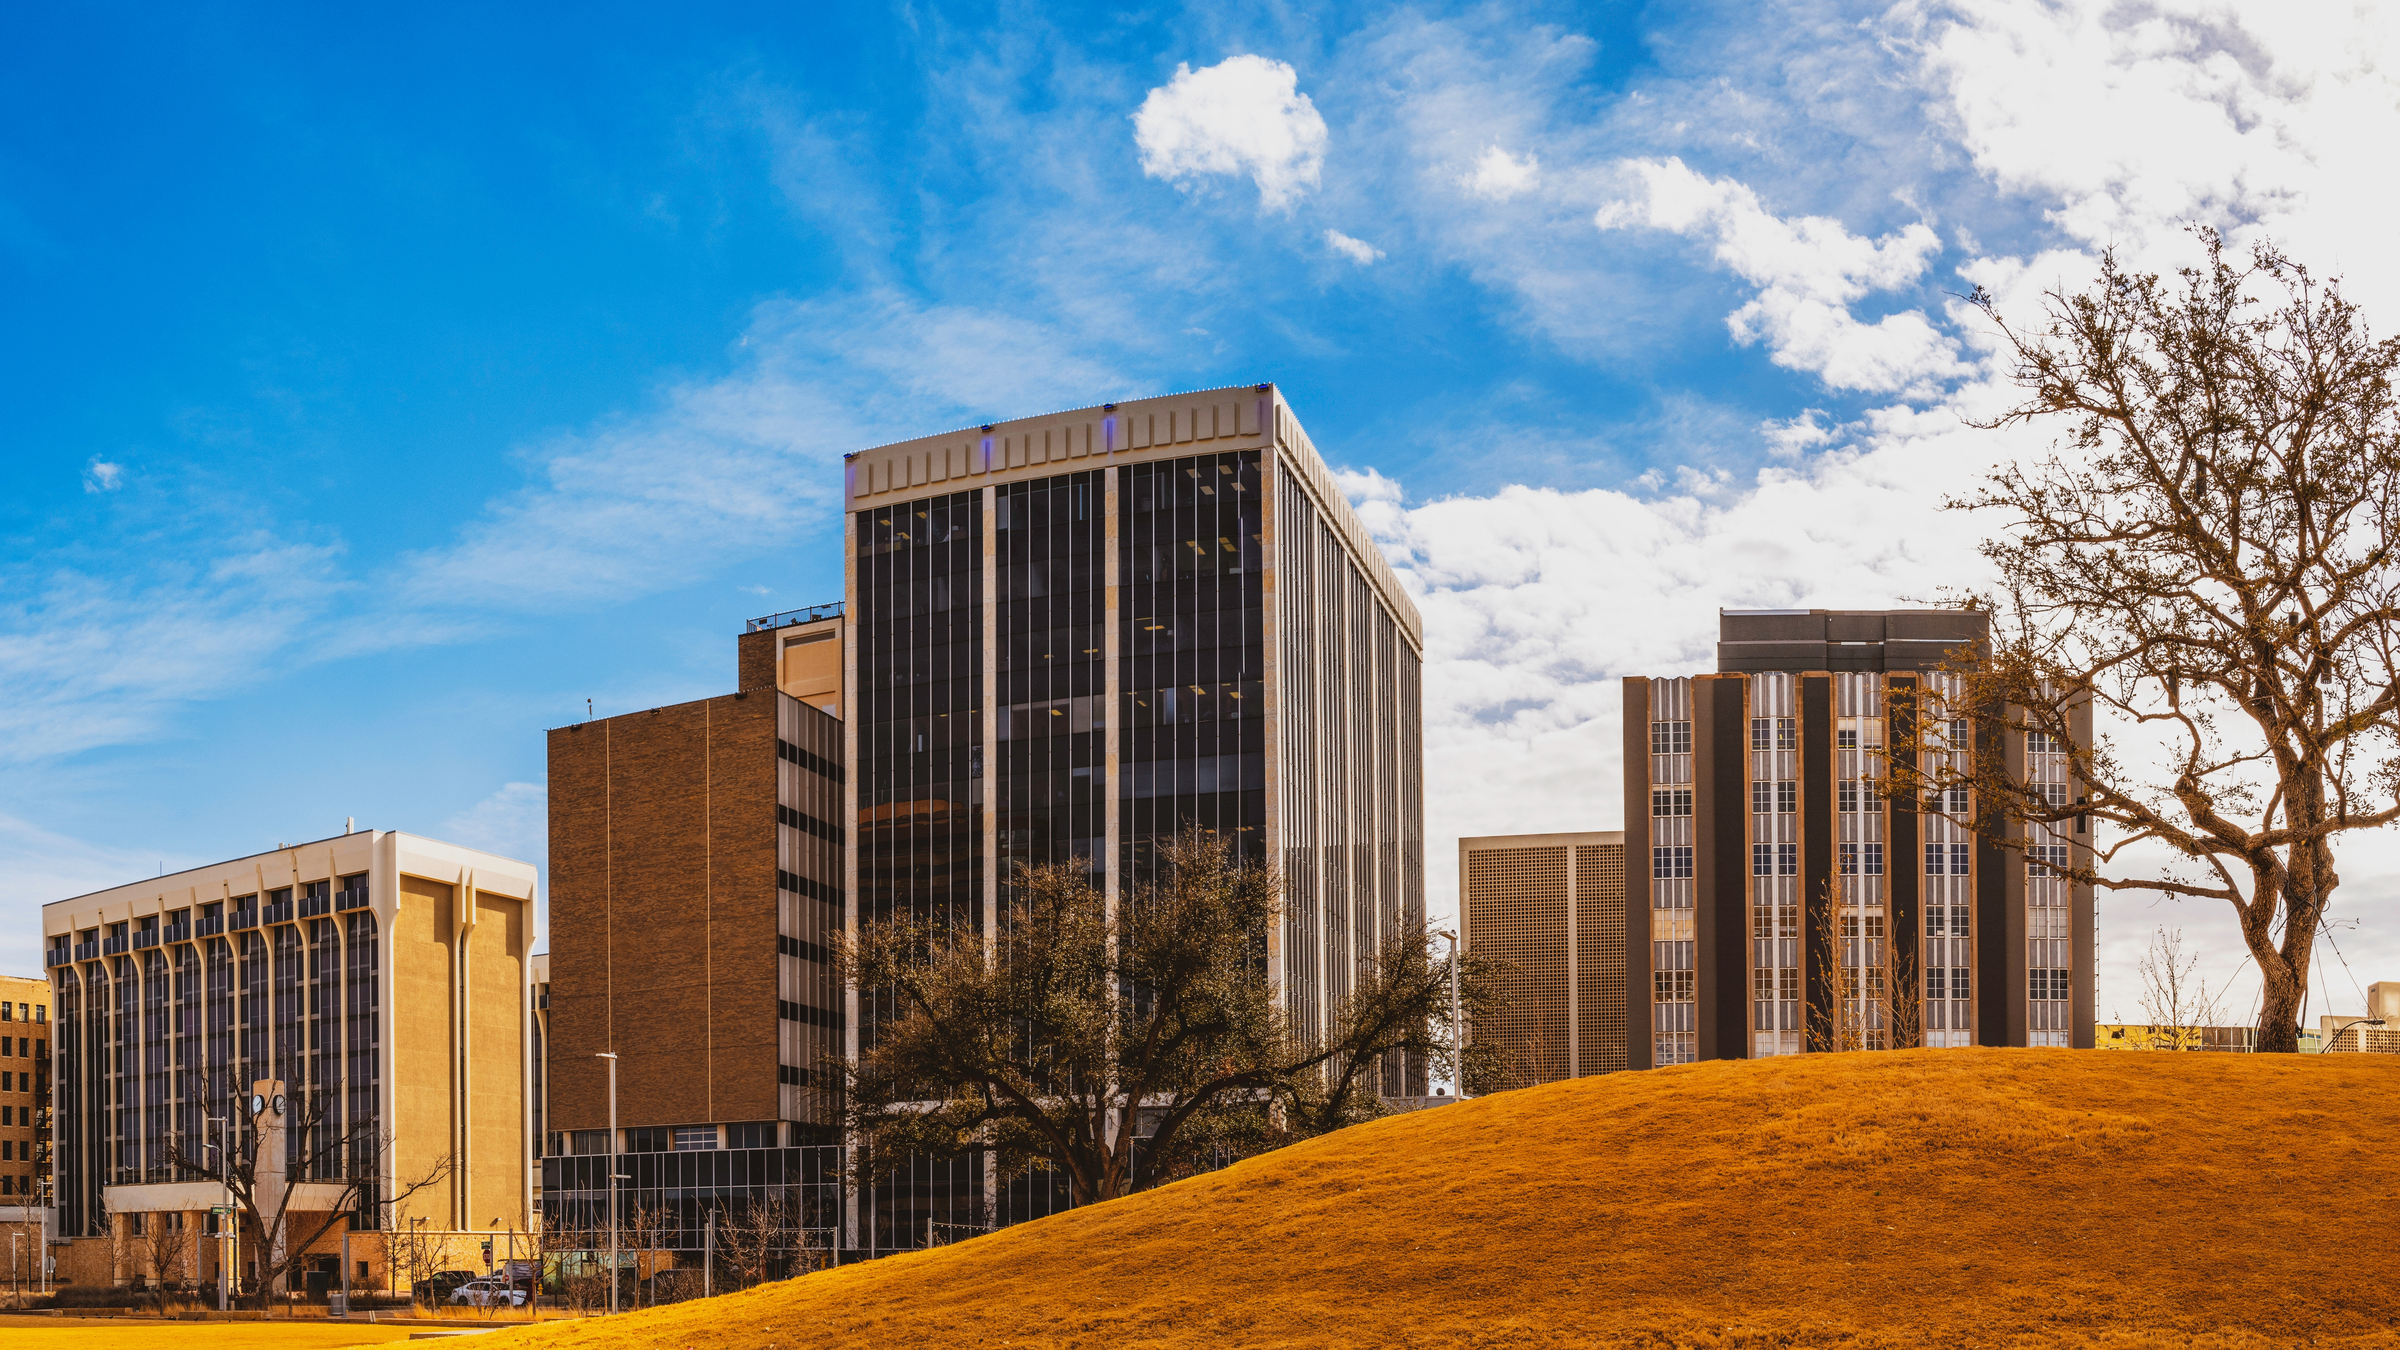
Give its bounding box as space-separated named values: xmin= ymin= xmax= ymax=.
xmin=2316 ymin=982 xmax=2400 ymax=1053
xmin=1458 ymin=832 xmax=1627 ymax=1086
xmin=2096 ymin=1023 xmax=2257 ymax=1052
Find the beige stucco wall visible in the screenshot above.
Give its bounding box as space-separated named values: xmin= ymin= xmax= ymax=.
xmin=469 ymin=890 xmax=528 ymax=1232
xmin=394 ymin=874 xmax=460 ymax=1229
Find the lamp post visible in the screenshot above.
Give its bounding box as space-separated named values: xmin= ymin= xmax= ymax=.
xmin=596 ymin=1052 xmax=618 ymax=1315
xmin=1434 ymin=930 xmax=1461 ymax=1099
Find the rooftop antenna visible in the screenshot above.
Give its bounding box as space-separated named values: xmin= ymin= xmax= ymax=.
xmin=587 ymin=698 xmax=594 ymax=722
xmin=345 ymin=817 xmax=355 ymax=835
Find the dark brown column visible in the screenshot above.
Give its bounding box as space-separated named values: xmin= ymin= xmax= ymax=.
xmin=1698 ymin=674 xmax=1747 ymax=1060
xmin=1622 ymin=678 xmax=1653 ymax=1071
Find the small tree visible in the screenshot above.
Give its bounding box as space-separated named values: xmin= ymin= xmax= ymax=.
xmin=719 ymin=1195 xmax=785 ymax=1291
xmin=2135 ymin=924 xmax=2224 ymax=1049
xmin=1805 ymin=882 xmax=1921 ymax=1053
xmin=140 ymin=1210 xmax=194 ymax=1297
xmin=1934 ymin=230 xmax=2400 ymax=1052
xmin=837 ymin=829 xmax=1504 ymax=1206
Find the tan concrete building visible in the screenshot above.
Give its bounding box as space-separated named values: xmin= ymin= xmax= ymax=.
xmin=0 ymin=975 xmax=52 ymax=1209
xmin=1459 ymin=833 xmax=1627 ymax=1087
xmin=41 ymin=829 xmax=537 ymax=1294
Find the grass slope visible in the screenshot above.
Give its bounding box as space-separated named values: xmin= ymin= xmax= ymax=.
xmin=494 ymin=1050 xmax=2400 ymax=1349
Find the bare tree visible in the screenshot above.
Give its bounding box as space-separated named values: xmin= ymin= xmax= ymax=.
xmin=139 ymin=1210 xmax=194 ymax=1298
xmin=2135 ymin=924 xmax=2225 ymax=1048
xmin=164 ymin=1071 xmax=454 ymax=1309
xmin=1919 ymin=230 xmax=2400 ymax=1052
xmin=719 ymin=1195 xmax=785 ymax=1291
xmin=1802 ymin=881 xmax=1923 ymax=1053
xmin=386 ymin=1207 xmax=446 ymax=1309
xmin=622 ymin=1201 xmax=665 ymax=1309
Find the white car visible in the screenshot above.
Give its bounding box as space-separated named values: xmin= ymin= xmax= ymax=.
xmin=448 ymin=1278 xmax=528 ymax=1308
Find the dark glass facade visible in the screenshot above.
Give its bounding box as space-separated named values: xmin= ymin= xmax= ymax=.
xmin=852 ymin=488 xmax=988 ymax=1248
xmin=1119 ymin=450 xmax=1267 ymax=875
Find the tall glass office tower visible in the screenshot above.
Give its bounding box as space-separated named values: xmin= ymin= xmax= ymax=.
xmin=842 ymin=386 xmax=1424 ymax=1231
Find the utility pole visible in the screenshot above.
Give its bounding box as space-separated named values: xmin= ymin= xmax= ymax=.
xmin=596 ymin=1052 xmax=619 ymax=1315
xmin=1436 ymin=930 xmax=1461 ymax=1097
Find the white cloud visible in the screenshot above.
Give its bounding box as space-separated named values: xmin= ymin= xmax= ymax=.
xmin=83 ymin=459 xmax=122 ymax=493
xmin=396 ymin=288 xmax=1121 ymax=613
xmin=0 ymin=811 xmax=177 ymax=973
xmin=1462 ymin=145 xmax=1539 ymax=200
xmin=1134 ymin=55 xmax=1329 ymax=211
xmin=441 ymin=780 xmax=547 ymax=868
xmin=1596 ymin=157 xmax=1969 ymax=394
xmin=1323 ymin=229 xmax=1384 ymax=264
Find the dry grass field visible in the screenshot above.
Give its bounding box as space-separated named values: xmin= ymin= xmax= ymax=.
xmin=482 ymin=1049 xmax=2398 ymax=1348
xmin=0 ymin=1315 xmax=415 ymax=1347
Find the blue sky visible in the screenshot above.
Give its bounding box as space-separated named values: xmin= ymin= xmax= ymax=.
xmin=8 ymin=1 xmax=2398 ymax=1019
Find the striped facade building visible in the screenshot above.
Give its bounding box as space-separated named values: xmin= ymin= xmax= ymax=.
xmin=842 ymin=385 xmax=1426 ymax=1235
xmin=1623 ymin=609 xmax=2095 ymax=1067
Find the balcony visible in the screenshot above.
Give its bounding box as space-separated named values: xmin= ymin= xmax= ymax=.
xmin=299 ymin=893 xmax=331 ymax=918
xmin=72 ymin=941 xmax=97 ymax=962
xmin=100 ymin=934 xmax=128 ymax=956
xmin=334 ymin=886 xmax=371 ymax=913
xmin=746 ymin=600 xmax=845 ymax=633
xmin=229 ymin=911 xmax=257 ymax=932
xmin=162 ymin=922 xmax=192 ymax=945
xmin=262 ymin=900 xmax=294 ymax=925
xmin=195 ymin=915 xmax=224 ymax=938
xmin=45 ymin=947 xmax=70 ymax=968
xmin=131 ymin=930 xmax=158 ymax=951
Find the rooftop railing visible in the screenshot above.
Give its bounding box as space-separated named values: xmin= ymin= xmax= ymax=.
xmin=746 ymin=601 xmax=844 ymax=633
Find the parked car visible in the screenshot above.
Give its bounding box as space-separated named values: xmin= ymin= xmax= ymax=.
xmin=449 ymin=1278 xmax=529 ymax=1308
xmin=413 ymin=1269 xmax=479 ymax=1301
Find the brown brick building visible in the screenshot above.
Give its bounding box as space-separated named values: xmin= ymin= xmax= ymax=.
xmin=542 ymin=604 xmax=845 ymax=1238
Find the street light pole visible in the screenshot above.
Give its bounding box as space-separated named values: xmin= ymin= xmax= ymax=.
xmin=596 ymin=1052 xmax=618 ymax=1316
xmin=1434 ymin=930 xmax=1460 ymax=1098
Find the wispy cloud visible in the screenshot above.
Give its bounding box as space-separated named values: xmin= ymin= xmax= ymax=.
xmin=1323 ymin=229 xmax=1384 ymax=264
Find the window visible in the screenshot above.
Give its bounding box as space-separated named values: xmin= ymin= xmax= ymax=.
xmin=2028 ymin=844 xmax=2070 ymax=877
xmin=1652 ymin=789 xmax=1692 ymax=817
xmin=1751 ymin=781 xmax=1772 ymax=814
xmin=1927 ymin=842 xmax=1971 ymax=876
xmin=1755 ymin=842 xmax=1797 ymax=876
xmin=1948 ymin=717 xmax=1970 ymax=748
xmin=1750 ymin=717 xmax=1772 ymax=751
xmin=1838 ymin=780 xmax=1859 ymax=813
xmin=570 ymin=1130 xmax=610 ymax=1156
xmin=1776 ymin=718 xmax=1797 ymax=750
xmin=1863 ymin=842 xmax=1883 ymax=876
xmin=1653 ymin=846 xmax=1694 ymax=879
xmin=1651 ymin=721 xmax=1692 ymax=755
xmin=1838 ymin=728 xmax=1858 ymax=749
xmin=1840 ymin=842 xmax=1859 ymax=875
xmin=672 ymin=1125 xmax=720 ymax=1152
xmin=2028 ymin=730 xmax=2063 ymax=755
xmin=2041 ymin=782 xmax=2070 ymax=807
xmin=1943 ymin=784 xmax=1970 ymax=815
xmin=2031 ymin=969 xmax=2070 ymax=1001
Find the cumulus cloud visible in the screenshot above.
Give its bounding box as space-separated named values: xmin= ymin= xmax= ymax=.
xmin=1462 ymin=145 xmax=1539 ymax=200
xmin=1134 ymin=55 xmax=1329 ymax=211
xmin=1323 ymin=229 xmax=1385 ymax=264
xmin=1596 ymin=157 xmax=1970 ymax=394
xmin=83 ymin=458 xmax=122 ymax=493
